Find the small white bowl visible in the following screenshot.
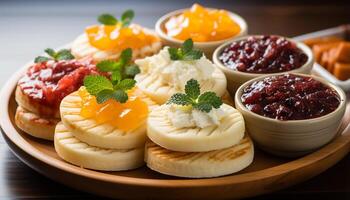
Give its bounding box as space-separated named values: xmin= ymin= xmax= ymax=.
xmin=213 ymin=35 xmax=314 ymax=96
xmin=155 ymin=8 xmax=248 ymax=57
xmin=234 ymin=73 xmax=347 ymax=157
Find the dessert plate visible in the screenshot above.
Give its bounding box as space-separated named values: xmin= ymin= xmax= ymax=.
xmin=1 ymin=62 xmax=350 ymax=200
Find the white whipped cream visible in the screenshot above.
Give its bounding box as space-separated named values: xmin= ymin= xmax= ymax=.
xmin=167 ymin=105 xmax=226 ymax=129
xmin=135 ymin=47 xmax=215 ymax=91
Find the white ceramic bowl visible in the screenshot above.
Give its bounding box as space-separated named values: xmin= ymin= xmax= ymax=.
xmin=155 ymin=8 xmax=248 ymax=57
xmin=213 ymin=35 xmax=314 ymax=96
xmin=234 ymin=73 xmax=347 ymax=157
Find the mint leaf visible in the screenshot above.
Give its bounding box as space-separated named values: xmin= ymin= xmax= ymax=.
xmin=168 ymin=47 xmax=180 ymax=60
xmin=111 ymin=90 xmax=128 ymax=103
xmin=198 ymin=91 xmax=222 ymax=109
xmin=111 ymin=71 xmax=122 ymax=83
xmin=168 ymin=39 xmax=203 ymax=61
xmin=124 ymin=64 xmax=140 ymax=77
xmin=34 ymin=56 xmax=50 ymax=63
xmin=44 ymin=48 xmax=56 ymax=57
xmin=121 ymin=10 xmax=134 ymax=27
xmin=98 ymin=14 xmax=118 ymax=25
xmin=96 ymin=89 xmax=114 ymax=104
xmin=84 ymin=75 xmax=113 ymax=96
xmin=193 ymin=102 xmax=212 ymax=113
xmin=96 ymin=60 xmax=121 ymax=72
xmin=120 ymin=48 xmax=132 ymax=64
xmin=167 ymin=93 xmax=191 ymax=106
xmin=185 ymin=79 xmax=200 ymax=99
xmin=116 ymin=79 xmax=136 ymax=91
xmin=56 ymin=49 xmax=74 ymax=61
xmin=182 ymin=50 xmax=203 ymax=61
xmin=182 ymin=39 xmax=193 ymax=54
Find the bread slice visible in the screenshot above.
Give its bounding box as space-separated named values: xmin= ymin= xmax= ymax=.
xmin=147 ymin=104 xmax=245 ymax=152
xmin=60 ymin=88 xmax=158 ymax=149
xmin=71 ymin=28 xmax=162 ymax=62
xmin=15 ymin=86 xmax=60 ymax=118
xmin=15 ymin=106 xmax=59 ymax=140
xmin=145 ymin=137 xmax=254 ymax=178
xmin=135 ymin=67 xmax=227 ymax=104
xmin=54 ymin=122 xmax=144 ymax=171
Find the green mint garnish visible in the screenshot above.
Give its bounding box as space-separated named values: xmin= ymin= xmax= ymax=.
xmin=34 ymin=48 xmax=74 ymax=63
xmin=168 ymin=39 xmax=203 ymax=61
xmin=84 ymin=48 xmax=140 ymax=104
xmin=97 ymin=9 xmax=134 ymax=27
xmin=167 ymin=79 xmax=222 ymax=113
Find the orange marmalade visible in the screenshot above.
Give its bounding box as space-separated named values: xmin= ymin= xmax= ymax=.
xmin=85 ymin=23 xmax=158 ymax=51
xmin=165 ymin=4 xmax=241 ymax=42
xmin=78 ymin=87 xmax=149 ymax=131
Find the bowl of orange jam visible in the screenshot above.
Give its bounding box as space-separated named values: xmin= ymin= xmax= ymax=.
xmin=155 ymin=4 xmax=248 ymax=56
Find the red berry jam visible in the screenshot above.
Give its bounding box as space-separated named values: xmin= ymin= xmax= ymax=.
xmin=18 ymin=59 xmax=99 ymax=113
xmin=241 ymin=74 xmax=340 ymax=120
xmin=219 ymin=35 xmax=308 ymax=73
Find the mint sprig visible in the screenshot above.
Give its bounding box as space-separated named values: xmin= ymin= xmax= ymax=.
xmin=98 ymin=10 xmax=134 ymax=27
xmin=167 ymin=79 xmax=222 ymax=113
xmin=34 ymin=48 xmax=74 ymax=63
xmin=84 ymin=48 xmax=140 ymax=104
xmin=168 ymin=39 xmax=203 ymax=61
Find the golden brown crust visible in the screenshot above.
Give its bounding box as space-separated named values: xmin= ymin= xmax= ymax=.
xmin=15 ymin=106 xmax=59 ymax=140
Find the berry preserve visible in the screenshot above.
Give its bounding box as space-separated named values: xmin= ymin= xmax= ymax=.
xmin=241 ymin=74 xmax=340 ymax=120
xmin=18 ymin=59 xmax=99 ymax=111
xmin=219 ymin=35 xmax=308 ymax=73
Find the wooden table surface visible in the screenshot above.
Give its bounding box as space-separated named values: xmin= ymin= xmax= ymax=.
xmin=0 ymin=0 xmax=349 ymax=199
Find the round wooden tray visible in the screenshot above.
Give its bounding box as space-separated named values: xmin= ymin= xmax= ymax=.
xmin=1 ymin=66 xmax=349 ymax=200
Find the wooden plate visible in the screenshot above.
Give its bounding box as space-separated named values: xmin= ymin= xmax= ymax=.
xmin=1 ymin=65 xmax=350 ymax=200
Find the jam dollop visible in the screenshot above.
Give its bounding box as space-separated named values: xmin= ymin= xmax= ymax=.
xmin=241 ymin=74 xmax=340 ymax=120
xmin=18 ymin=59 xmax=99 ymax=113
xmin=79 ymin=87 xmax=149 ymax=131
xmin=219 ymin=35 xmax=308 ymax=73
xmin=85 ymin=24 xmax=158 ymax=51
xmin=165 ymin=4 xmax=241 ymax=42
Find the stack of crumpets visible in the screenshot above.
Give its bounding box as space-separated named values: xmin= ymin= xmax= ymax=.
xmin=54 ymin=49 xmax=158 ymax=171
xmin=145 ymin=79 xmax=254 ymax=178
xmin=71 ymin=10 xmax=162 ymax=62
xmin=15 ymin=49 xmax=99 ymax=140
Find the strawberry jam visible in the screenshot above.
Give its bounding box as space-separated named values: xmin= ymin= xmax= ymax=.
xmin=18 ymin=59 xmax=99 ymax=115
xmin=219 ymin=35 xmax=308 ymax=73
xmin=241 ymin=74 xmax=340 ymax=120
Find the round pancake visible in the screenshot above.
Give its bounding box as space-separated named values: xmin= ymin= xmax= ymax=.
xmin=15 ymin=106 xmax=59 ymax=140
xmin=54 ymin=122 xmax=144 ymax=171
xmin=145 ymin=137 xmax=254 ymax=178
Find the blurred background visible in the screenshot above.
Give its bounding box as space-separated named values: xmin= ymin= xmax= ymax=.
xmin=0 ymin=0 xmax=350 ymax=88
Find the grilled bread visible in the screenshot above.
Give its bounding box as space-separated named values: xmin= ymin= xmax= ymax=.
xmin=145 ymin=137 xmax=254 ymax=178
xmin=60 ymin=89 xmax=158 ymax=149
xmin=135 ymin=67 xmax=227 ymax=104
xmin=147 ymin=104 xmax=245 ymax=152
xmin=71 ymin=28 xmax=162 ymax=62
xmin=55 ymin=122 xmax=144 ymax=171
xmin=15 ymin=106 xmax=59 ymax=140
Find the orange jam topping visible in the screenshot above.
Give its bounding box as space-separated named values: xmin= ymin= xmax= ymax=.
xmin=85 ymin=23 xmax=158 ymax=51
xmin=165 ymin=4 xmax=241 ymax=42
xmin=78 ymin=87 xmax=149 ymax=131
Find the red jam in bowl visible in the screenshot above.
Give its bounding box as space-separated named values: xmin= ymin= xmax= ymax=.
xmin=219 ymin=35 xmax=308 ymax=73
xmin=18 ymin=59 xmax=99 ymax=113
xmin=241 ymin=74 xmax=340 ymax=120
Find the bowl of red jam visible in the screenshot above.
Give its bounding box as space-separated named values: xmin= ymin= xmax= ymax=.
xmin=155 ymin=4 xmax=248 ymax=56
xmin=234 ymin=73 xmax=346 ymax=157
xmin=213 ymin=35 xmax=314 ymax=96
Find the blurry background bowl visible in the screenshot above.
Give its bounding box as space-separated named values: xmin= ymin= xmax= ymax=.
xmin=155 ymin=8 xmax=248 ymax=57
xmin=234 ymin=73 xmax=346 ymax=157
xmin=213 ymin=35 xmax=314 ymax=97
